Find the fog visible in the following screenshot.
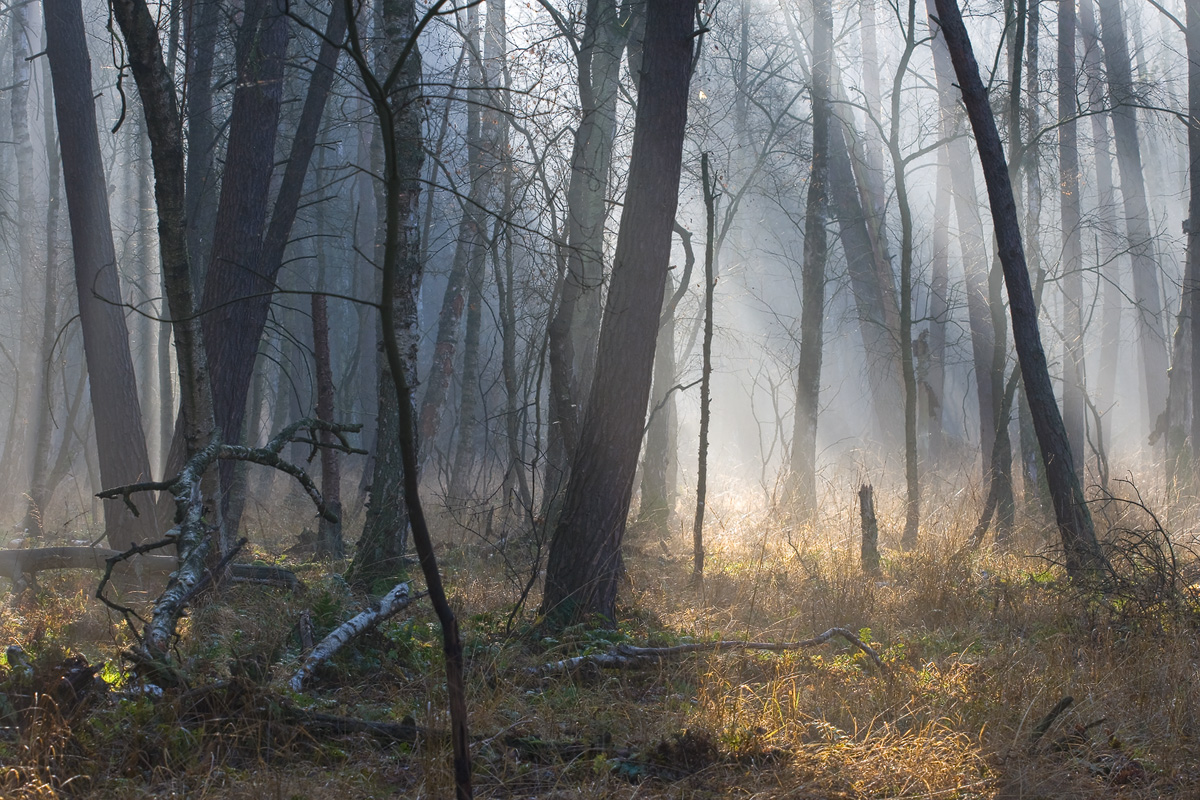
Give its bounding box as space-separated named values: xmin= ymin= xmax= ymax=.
xmin=0 ymin=0 xmax=1195 ymax=553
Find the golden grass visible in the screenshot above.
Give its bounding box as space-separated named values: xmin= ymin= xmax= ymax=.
xmin=2 ymin=478 xmax=1200 ymax=797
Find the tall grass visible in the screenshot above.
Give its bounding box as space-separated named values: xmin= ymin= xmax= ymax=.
xmin=2 ymin=477 xmax=1198 ymax=797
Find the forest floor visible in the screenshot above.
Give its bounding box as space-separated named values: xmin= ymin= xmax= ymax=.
xmin=3 ymin=480 xmax=1200 ymax=798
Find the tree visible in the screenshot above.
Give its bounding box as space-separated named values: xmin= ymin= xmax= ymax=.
xmin=546 ymin=0 xmax=633 ymax=492
xmin=22 ymin=41 xmax=63 ymax=537
xmin=788 ymin=0 xmax=831 ymax=519
xmin=45 ymin=0 xmax=159 ymax=546
xmin=926 ymin=0 xmax=1001 ymax=482
xmin=541 ymin=0 xmax=699 ymax=624
xmin=349 ymin=0 xmax=427 ymax=591
xmin=110 ymin=0 xmax=219 ymax=554
xmin=1096 ymin=0 xmax=1170 ymax=438
xmin=1060 ymin=0 xmax=1087 ymax=483
xmin=339 ymin=0 xmax=472 ymax=791
xmin=931 ymin=0 xmax=1108 ymax=582
xmin=419 ymin=2 xmax=500 ymax=468
xmin=1189 ymin=0 xmax=1200 ymax=479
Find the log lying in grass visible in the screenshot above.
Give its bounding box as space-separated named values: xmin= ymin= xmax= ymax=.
xmin=531 ymin=627 xmax=886 ymax=677
xmin=289 ymin=582 xmax=417 ymax=692
xmin=0 ymin=546 xmax=300 ymax=593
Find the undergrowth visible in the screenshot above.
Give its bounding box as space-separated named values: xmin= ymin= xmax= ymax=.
xmin=2 ymin=480 xmax=1200 ymax=798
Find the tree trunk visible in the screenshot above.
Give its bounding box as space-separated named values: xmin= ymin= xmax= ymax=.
xmin=927 ymin=0 xmax=998 ymax=473
xmin=1188 ymin=0 xmax=1200 ymax=479
xmin=183 ymin=0 xmax=220 ymax=289
xmin=789 ymin=0 xmax=830 ymax=521
xmin=898 ymin=83 xmax=921 ymax=546
xmin=926 ymin=151 xmax=951 ymax=458
xmin=1059 ymin=0 xmax=1087 ymax=482
xmin=448 ymin=261 xmax=484 ymax=501
xmin=1 ymin=0 xmax=37 ymax=508
xmin=541 ymin=0 xmax=697 ymax=624
xmin=341 ymin=0 xmax=471 ymax=790
xmin=931 ymin=0 xmax=1108 ymax=582
xmin=637 ymin=236 xmax=690 ymax=535
xmin=546 ymin=0 xmax=630 ymax=485
xmin=46 ymin=0 xmax=159 ymax=546
xmin=350 ymin=0 xmax=424 ymax=592
xmin=313 ymin=291 xmax=343 ymax=558
xmin=1079 ymin=0 xmax=1124 ymax=420
xmin=825 ymin=118 xmax=906 ymax=445
xmin=859 ymin=484 xmax=880 ymax=575
xmin=418 ymin=3 xmax=491 ymax=456
xmin=23 ymin=44 xmax=63 ymax=538
xmin=110 ymin=0 xmax=220 ymax=553
xmin=1096 ymin=0 xmax=1170 ymax=437
xmin=781 ymin=9 xmax=905 ymax=453
xmin=693 ymin=155 xmax=718 ymax=579
xmin=198 ymin=0 xmax=287 ymax=513
xmin=176 ymin=0 xmax=346 ymax=537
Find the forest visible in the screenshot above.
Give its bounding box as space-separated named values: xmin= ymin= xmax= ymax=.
xmin=2 ymin=0 xmax=1200 ymax=794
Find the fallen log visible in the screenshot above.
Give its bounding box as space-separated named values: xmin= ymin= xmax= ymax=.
xmin=530 ymin=627 xmax=886 ymax=677
xmin=0 ymin=547 xmax=300 ymax=593
xmin=289 ymin=582 xmax=420 ymax=692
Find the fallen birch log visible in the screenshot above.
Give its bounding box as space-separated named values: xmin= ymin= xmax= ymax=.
xmin=289 ymin=582 xmax=417 ymax=691
xmin=531 ymin=627 xmax=886 ymax=677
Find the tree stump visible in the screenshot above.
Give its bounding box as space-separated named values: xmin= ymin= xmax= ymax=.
xmin=859 ymin=484 xmax=881 ymax=576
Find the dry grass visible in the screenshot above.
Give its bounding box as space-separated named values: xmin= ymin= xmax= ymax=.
xmin=3 ymin=479 xmax=1200 ymax=798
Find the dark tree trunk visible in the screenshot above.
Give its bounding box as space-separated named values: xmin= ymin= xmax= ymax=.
xmin=826 ymin=118 xmax=906 ymax=445
xmin=693 ymin=155 xmax=717 ymax=579
xmin=183 ymin=0 xmax=220 ymax=289
xmin=638 ymin=282 xmax=679 ymax=534
xmin=45 ymin=0 xmax=159 ymax=546
xmin=932 ymin=0 xmax=1108 ymax=582
xmin=341 ymin=0 xmax=471 ymax=791
xmin=193 ymin=0 xmax=346 ymax=537
xmin=892 ymin=1 xmax=921 ymax=551
xmin=789 ymin=0 xmax=830 ymax=520
xmin=110 ymin=0 xmax=220 ymax=550
xmin=313 ymin=291 xmax=343 ymax=558
xmin=541 ymin=0 xmax=697 ymax=624
xmin=199 ymin=0 xmax=287 ymax=515
xmin=926 ymin=150 xmax=951 ymax=458
xmin=546 ymin=0 xmax=630 ymax=486
xmin=859 ymin=484 xmax=880 ymax=575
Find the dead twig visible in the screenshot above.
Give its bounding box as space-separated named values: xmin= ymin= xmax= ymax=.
xmin=1030 ymin=695 xmax=1073 ymax=749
